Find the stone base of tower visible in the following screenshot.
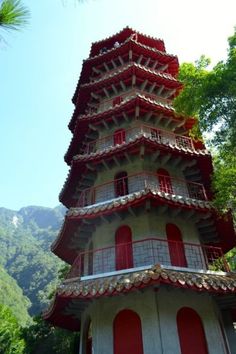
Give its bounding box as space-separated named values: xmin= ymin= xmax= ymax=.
xmin=78 ymin=286 xmax=232 ymax=354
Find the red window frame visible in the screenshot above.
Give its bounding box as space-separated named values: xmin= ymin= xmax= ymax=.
xmin=113 ymin=129 xmax=126 ymax=146
xmin=157 ymin=168 xmax=173 ymax=194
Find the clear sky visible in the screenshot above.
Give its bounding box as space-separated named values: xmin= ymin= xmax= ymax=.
xmin=1 ymin=0 xmax=236 ymax=210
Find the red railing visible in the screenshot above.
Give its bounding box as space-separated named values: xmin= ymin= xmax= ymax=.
xmin=86 ymin=88 xmax=172 ymax=115
xmin=67 ymin=238 xmax=229 ymax=279
xmin=77 ymin=172 xmax=208 ymax=207
xmin=82 ymin=124 xmax=194 ymax=155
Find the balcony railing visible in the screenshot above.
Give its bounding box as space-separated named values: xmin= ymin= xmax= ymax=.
xmin=82 ymin=124 xmax=194 ymax=154
xmin=67 ymin=238 xmax=229 ymax=279
xmin=86 ymin=88 xmax=172 ymax=115
xmin=77 ymin=172 xmax=208 ymax=207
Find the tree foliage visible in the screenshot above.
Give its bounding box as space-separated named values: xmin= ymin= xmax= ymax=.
xmin=22 ymin=316 xmax=79 ymax=354
xmin=0 ymin=206 xmax=65 ymax=315
xmin=174 ymin=28 xmax=236 ymax=216
xmin=0 ymin=304 xmax=26 ymax=354
xmin=0 ymin=265 xmax=31 ymax=326
xmin=0 ymin=0 xmax=29 ymax=31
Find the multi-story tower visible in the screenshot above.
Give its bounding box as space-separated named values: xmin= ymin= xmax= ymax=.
xmin=44 ymin=28 xmax=236 ymax=354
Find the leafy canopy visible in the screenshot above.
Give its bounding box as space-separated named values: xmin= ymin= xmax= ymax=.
xmin=174 ymin=27 xmax=236 ymax=215
xmin=0 ymin=0 xmax=29 ymax=31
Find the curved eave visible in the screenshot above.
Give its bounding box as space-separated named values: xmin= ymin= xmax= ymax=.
xmin=71 ymin=72 xmax=181 ymax=120
xmin=89 ymin=26 xmax=166 ymax=58
xmin=44 ymin=266 xmax=236 ymax=330
xmin=196 ymin=155 xmax=213 ymax=194
xmin=54 ymin=266 xmax=236 ymax=310
xmin=54 ymin=191 xmax=213 ymax=264
xmin=62 ymin=138 xmax=212 ymax=207
xmin=68 ymin=92 xmax=188 ymax=134
xmin=51 ymin=216 xmax=82 ymax=264
xmin=59 ymin=161 xmax=85 ymax=208
xmin=74 ymin=62 xmax=181 ymax=108
xmin=65 ymin=94 xmax=188 ymax=160
xmin=213 ymin=211 xmax=236 ymax=252
xmin=73 ymin=40 xmax=179 ymax=101
xmin=66 ymin=108 xmax=199 ymax=165
xmin=43 ymin=294 xmax=81 ymax=331
xmin=73 ymin=136 xmax=210 ymax=163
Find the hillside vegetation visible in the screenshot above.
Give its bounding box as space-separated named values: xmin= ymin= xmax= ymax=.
xmin=0 ymin=205 xmax=65 ymax=315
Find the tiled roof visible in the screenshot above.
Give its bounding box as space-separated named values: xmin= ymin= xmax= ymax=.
xmin=67 ymin=95 xmax=194 ymax=145
xmin=87 ymin=36 xmax=176 ymax=64
xmin=80 ymin=62 xmax=179 ymax=88
xmin=72 ymin=37 xmax=179 ymax=104
xmin=58 ymin=265 xmax=236 ymax=298
xmin=79 ymin=92 xmax=174 ymax=119
xmin=89 ymin=26 xmax=166 ymax=57
xmin=72 ymin=135 xmax=210 ymax=162
xmin=67 ymin=189 xmax=212 ymax=218
xmin=44 ymin=265 xmax=236 ymax=330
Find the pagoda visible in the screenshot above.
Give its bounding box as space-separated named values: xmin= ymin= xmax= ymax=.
xmin=44 ymin=28 xmax=236 ymax=354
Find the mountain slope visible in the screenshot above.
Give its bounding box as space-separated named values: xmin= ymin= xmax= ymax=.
xmin=0 ymin=265 xmax=31 ymax=326
xmin=0 ymin=205 xmax=66 ymax=315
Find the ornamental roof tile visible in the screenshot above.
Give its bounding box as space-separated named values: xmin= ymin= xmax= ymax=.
xmin=73 ymin=37 xmax=179 ymax=104
xmin=43 ymin=265 xmax=236 ymax=330
xmin=68 ymin=95 xmax=194 ymax=140
xmin=72 ymin=135 xmax=209 ymax=162
xmin=79 ymin=92 xmax=174 ymax=118
xmin=89 ymin=26 xmax=166 ymax=57
xmin=58 ymin=265 xmax=236 ymax=298
xmin=87 ymin=37 xmax=176 ymax=64
xmin=67 ymin=189 xmax=212 ymax=218
xmin=80 ymin=62 xmax=179 ymax=88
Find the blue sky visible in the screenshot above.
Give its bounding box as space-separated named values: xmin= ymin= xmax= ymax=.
xmin=1 ymin=0 xmax=236 ymax=210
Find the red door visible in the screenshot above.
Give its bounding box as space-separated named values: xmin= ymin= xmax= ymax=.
xmin=114 ymin=310 xmax=144 ymax=354
xmin=166 ymin=224 xmax=187 ymax=267
xmin=114 ymin=129 xmax=126 ymax=145
xmin=157 ymin=168 xmax=173 ymax=194
xmin=177 ymin=307 xmax=209 ymax=354
xmin=115 ymin=226 xmax=133 ymax=270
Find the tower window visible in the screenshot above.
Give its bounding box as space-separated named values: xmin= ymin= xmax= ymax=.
xmin=114 ymin=171 xmax=128 ymax=197
xmin=113 ymin=96 xmax=123 ymax=106
xmin=113 ymin=129 xmax=126 ymax=146
xmin=157 ymin=168 xmax=173 ymax=194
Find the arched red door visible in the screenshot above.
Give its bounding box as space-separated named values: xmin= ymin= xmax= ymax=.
xmin=177 ymin=307 xmax=209 ymax=354
xmin=115 ymin=226 xmax=133 ymax=270
xmin=166 ymin=224 xmax=187 ymax=267
xmin=157 ymin=168 xmax=173 ymax=194
xmin=113 ymin=309 xmax=144 ymax=354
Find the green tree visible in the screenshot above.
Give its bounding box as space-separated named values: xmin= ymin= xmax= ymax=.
xmin=22 ymin=315 xmax=79 ymax=354
xmin=174 ymin=28 xmax=236 ymax=216
xmin=0 ymin=0 xmax=29 ymax=31
xmin=0 ymin=304 xmax=26 ymax=354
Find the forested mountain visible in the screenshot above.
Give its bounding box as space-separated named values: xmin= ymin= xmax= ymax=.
xmin=0 ymin=205 xmax=66 ymax=316
xmin=0 ymin=265 xmax=31 ymax=326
